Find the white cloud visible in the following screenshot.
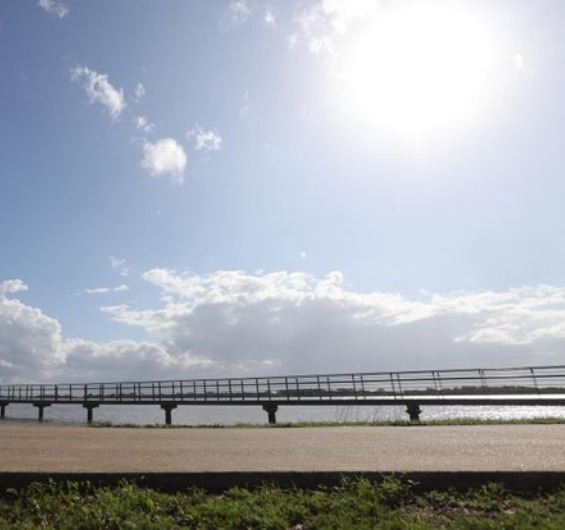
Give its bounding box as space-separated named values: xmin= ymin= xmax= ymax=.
xmin=221 ymin=0 xmax=251 ymax=27
xmin=141 ymin=138 xmax=187 ymax=183
xmin=513 ymin=53 xmax=525 ymax=72
xmin=0 ymin=279 xmax=212 ymax=383
xmin=109 ymin=256 xmax=129 ymax=277
xmin=294 ymin=0 xmax=379 ymax=54
xmin=62 ymin=339 xmax=212 ymax=382
xmin=187 ymin=124 xmax=223 ymax=153
xmin=0 ymin=280 xmax=64 ymax=382
xmin=70 ymin=65 xmax=126 ymax=120
xmin=83 ymin=285 xmax=129 ymax=295
xmin=101 ymin=270 xmax=565 ymax=375
xmin=38 ymin=0 xmax=69 ymax=18
xmin=133 ymin=82 xmax=145 ymax=102
xmin=135 ymin=115 xmax=154 ymax=133
xmin=264 ymin=9 xmax=276 ymax=27
xmin=5 ymin=273 xmax=565 ymax=384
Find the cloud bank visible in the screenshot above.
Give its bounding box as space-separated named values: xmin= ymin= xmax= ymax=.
xmin=2 ymin=272 xmax=564 ymax=384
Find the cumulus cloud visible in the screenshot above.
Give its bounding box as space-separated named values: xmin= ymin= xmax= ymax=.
xmin=135 ymin=115 xmax=154 ymax=133
xmin=101 ymin=270 xmax=565 ymax=375
xmin=187 ymin=124 xmax=223 ymax=153
xmin=62 ymin=339 xmax=212 ymax=382
xmin=109 ymin=256 xmax=129 ymax=277
xmin=0 ymin=279 xmax=213 ymax=384
xmin=264 ymin=9 xmax=276 ymax=27
xmin=221 ymin=0 xmax=251 ymax=27
xmin=294 ymin=0 xmax=379 ymax=54
xmin=0 ymin=280 xmax=64 ymax=382
xmin=133 ymin=82 xmax=145 ymax=102
xmin=70 ymin=65 xmax=126 ymax=120
xmin=83 ymin=285 xmax=129 ymax=295
xmin=141 ymin=138 xmax=187 ymax=183
xmin=4 ymin=273 xmax=565 ymax=385
xmin=513 ymin=52 xmax=525 ymax=72
xmin=38 ymin=0 xmax=69 ymax=18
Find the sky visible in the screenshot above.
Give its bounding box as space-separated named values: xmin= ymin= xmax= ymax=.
xmin=1 ymin=0 xmax=565 ymax=384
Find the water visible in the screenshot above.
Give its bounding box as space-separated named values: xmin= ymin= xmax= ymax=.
xmin=3 ymin=402 xmax=565 ymax=426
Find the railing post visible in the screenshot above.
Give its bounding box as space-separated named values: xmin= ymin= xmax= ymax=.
xmin=530 ymin=368 xmax=539 ymax=392
xmin=0 ymin=403 xmax=7 ymax=419
xmin=389 ymin=372 xmax=396 ymax=395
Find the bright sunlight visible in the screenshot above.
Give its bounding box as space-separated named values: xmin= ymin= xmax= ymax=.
xmin=338 ymin=3 xmax=495 ymax=138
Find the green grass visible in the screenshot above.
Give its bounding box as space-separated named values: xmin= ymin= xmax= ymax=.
xmin=0 ymin=477 xmax=564 ymax=529
xmin=2 ymin=477 xmax=565 ymax=529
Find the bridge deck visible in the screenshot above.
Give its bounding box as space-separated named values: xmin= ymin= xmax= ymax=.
xmin=2 ymin=364 xmax=565 ymax=424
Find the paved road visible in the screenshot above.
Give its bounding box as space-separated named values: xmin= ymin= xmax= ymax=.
xmin=1 ymin=423 xmax=565 ymax=473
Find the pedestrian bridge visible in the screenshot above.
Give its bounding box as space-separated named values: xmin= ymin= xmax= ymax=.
xmin=1 ymin=364 xmax=565 ymax=425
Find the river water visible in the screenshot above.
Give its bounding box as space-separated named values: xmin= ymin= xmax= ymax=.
xmin=3 ymin=402 xmax=565 ymax=426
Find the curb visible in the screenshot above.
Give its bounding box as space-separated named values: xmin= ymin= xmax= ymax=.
xmin=1 ymin=471 xmax=565 ymax=493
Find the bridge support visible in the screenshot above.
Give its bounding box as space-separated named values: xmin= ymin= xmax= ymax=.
xmin=262 ymin=403 xmax=279 ymax=425
xmin=161 ymin=403 xmax=177 ymax=426
xmin=33 ymin=403 xmax=51 ymax=422
xmin=0 ymin=402 xmax=8 ymax=419
xmin=83 ymin=403 xmax=100 ymax=424
xmin=406 ymin=403 xmax=422 ymax=422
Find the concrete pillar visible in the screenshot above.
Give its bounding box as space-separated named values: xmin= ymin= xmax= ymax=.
xmin=83 ymin=403 xmax=100 ymax=424
xmin=0 ymin=403 xmax=7 ymax=419
xmin=406 ymin=403 xmax=422 ymax=422
xmin=161 ymin=403 xmax=177 ymax=426
xmin=262 ymin=403 xmax=279 ymax=424
xmin=33 ymin=403 xmax=51 ymax=422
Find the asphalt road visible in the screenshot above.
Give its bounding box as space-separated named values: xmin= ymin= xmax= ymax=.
xmin=1 ymin=423 xmax=565 ymax=474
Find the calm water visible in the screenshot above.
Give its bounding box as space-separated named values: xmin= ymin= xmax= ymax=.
xmin=3 ymin=402 xmax=565 ymax=426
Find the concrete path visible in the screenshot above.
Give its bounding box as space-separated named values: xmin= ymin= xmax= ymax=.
xmin=1 ymin=423 xmax=565 ymax=473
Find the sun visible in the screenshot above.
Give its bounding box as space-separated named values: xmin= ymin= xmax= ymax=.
xmin=338 ymin=3 xmax=494 ymax=138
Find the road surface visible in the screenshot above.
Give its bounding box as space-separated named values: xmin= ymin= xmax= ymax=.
xmin=1 ymin=423 xmax=564 ymax=473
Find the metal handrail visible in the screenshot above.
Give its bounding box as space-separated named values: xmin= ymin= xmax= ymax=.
xmin=2 ymin=364 xmax=565 ymax=404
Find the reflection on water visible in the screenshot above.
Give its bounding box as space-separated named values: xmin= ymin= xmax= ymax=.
xmin=3 ymin=402 xmax=565 ymax=426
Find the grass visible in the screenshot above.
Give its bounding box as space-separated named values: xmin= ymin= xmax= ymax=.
xmin=2 ymin=477 xmax=565 ymax=529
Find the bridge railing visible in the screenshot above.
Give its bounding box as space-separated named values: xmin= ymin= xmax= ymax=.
xmin=2 ymin=364 xmax=565 ymax=404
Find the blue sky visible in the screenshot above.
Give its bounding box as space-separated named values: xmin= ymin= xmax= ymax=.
xmin=1 ymin=0 xmax=565 ymax=383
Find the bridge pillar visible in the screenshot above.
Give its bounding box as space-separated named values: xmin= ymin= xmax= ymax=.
xmin=33 ymin=403 xmax=51 ymax=422
xmin=0 ymin=402 xmax=7 ymax=419
xmin=161 ymin=403 xmax=177 ymax=426
xmin=262 ymin=403 xmax=279 ymax=425
xmin=406 ymin=403 xmax=422 ymax=422
xmin=83 ymin=403 xmax=100 ymax=424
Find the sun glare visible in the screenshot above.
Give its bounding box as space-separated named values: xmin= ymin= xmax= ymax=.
xmin=339 ymin=4 xmax=494 ymax=138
